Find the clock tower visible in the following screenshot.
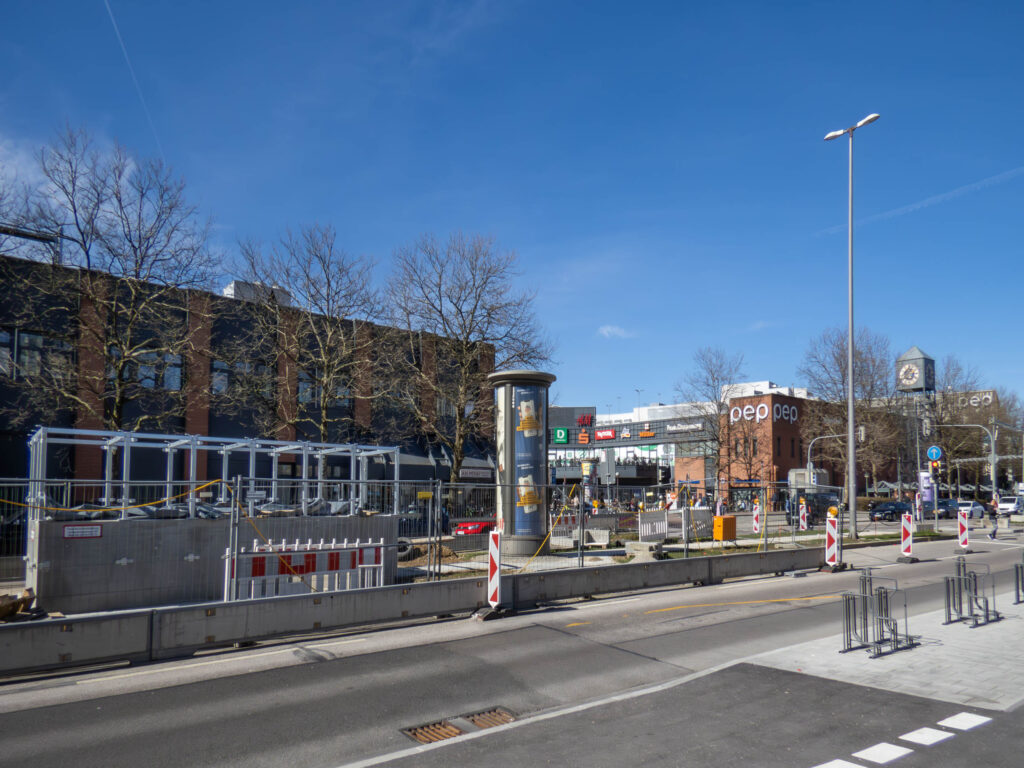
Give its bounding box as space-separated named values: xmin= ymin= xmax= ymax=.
xmin=896 ymin=346 xmax=935 ymax=393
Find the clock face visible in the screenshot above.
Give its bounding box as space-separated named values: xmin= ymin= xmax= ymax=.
xmin=899 ymin=363 xmax=920 ymax=387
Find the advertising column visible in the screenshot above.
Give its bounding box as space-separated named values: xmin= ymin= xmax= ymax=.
xmin=488 ymin=370 xmax=556 ymax=557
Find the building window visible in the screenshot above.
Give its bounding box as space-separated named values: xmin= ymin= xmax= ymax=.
xmin=211 ymin=360 xmax=230 ymax=395
xmin=735 ymin=438 xmax=741 ymax=456
xmin=776 ymin=436 xmax=781 ymax=456
xmin=163 ymin=354 xmax=182 ymax=391
xmin=298 ymin=370 xmax=314 ymax=404
xmin=0 ymin=329 xmax=12 ymax=376
xmin=799 ymin=439 xmax=804 ymax=460
xmin=752 ymin=438 xmax=758 ymax=457
xmin=17 ymin=332 xmax=44 ymax=377
xmin=790 ymin=438 xmax=795 ymax=458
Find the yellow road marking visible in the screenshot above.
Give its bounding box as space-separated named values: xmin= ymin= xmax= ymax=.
xmin=643 ymin=595 xmax=841 ymax=615
xmin=565 ymin=622 xmax=591 ymax=628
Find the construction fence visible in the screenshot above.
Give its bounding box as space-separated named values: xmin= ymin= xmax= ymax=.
xmin=3 ymin=476 xmax=848 ymax=615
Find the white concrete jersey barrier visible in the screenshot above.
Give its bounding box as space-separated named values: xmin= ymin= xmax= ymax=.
xmin=225 ymin=538 xmax=385 ymax=600
xmin=0 ymin=546 xmax=825 ymax=675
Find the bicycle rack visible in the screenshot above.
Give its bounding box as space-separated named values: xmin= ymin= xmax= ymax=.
xmin=1014 ymin=551 xmax=1024 ymax=605
xmin=944 ymin=556 xmax=1002 ymax=627
xmin=841 ymin=569 xmax=918 ymax=658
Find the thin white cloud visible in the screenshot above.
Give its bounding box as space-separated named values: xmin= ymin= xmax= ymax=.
xmin=598 ymin=325 xmax=634 ymax=339
xmin=819 ymin=165 xmax=1024 ymax=236
xmin=0 ymin=134 xmax=43 ymax=189
xmin=747 ymin=319 xmax=779 ymax=332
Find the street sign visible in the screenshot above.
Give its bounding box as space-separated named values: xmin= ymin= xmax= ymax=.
xmin=799 ymin=499 xmax=808 ymax=531
xmin=752 ymin=499 xmax=760 ymax=534
xmin=927 ymin=445 xmax=942 ymax=461
xmin=487 ymin=531 xmax=501 ymax=608
xmin=958 ymin=509 xmax=969 ymax=550
xmin=901 ymin=513 xmax=913 ymax=557
xmin=825 ymin=516 xmax=838 ymax=566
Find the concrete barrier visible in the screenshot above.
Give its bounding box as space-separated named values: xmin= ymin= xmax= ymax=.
xmin=1 ymin=546 xmax=824 ymax=675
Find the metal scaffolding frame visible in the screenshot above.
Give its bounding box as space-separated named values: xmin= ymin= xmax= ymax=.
xmin=27 ymin=426 xmax=401 ymax=519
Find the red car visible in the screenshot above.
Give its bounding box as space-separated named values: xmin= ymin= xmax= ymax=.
xmin=453 ymin=520 xmax=495 ymax=535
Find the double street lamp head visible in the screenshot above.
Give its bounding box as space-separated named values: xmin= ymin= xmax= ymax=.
xmin=823 ymin=113 xmax=881 ymax=141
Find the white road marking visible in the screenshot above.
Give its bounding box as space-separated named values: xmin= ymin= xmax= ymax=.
xmin=899 ymin=727 xmax=954 ymax=745
xmin=851 ymin=742 xmax=913 ymax=764
xmin=809 ymin=761 xmax=865 ymax=768
xmin=566 ymin=595 xmax=645 ymax=610
xmin=937 ymin=712 xmax=992 ymax=730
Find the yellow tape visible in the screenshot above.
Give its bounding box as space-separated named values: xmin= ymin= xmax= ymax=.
xmin=4 ymin=477 xmax=227 ymax=513
xmin=517 ymin=483 xmax=578 ymax=573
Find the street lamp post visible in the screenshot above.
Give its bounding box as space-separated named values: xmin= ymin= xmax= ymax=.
xmin=825 ymin=112 xmax=880 ymax=542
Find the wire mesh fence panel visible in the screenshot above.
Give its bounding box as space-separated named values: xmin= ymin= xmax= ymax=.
xmin=0 ymin=480 xmax=29 ymax=582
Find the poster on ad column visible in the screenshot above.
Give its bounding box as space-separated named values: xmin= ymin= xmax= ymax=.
xmin=513 ymin=384 xmax=545 ymax=536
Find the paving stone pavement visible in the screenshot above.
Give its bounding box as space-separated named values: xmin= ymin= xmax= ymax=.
xmin=751 ymin=588 xmax=1024 ymax=711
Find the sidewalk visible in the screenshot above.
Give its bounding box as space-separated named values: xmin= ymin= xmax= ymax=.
xmin=752 ymin=587 xmax=1024 ymax=711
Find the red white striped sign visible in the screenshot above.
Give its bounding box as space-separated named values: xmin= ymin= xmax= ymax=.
xmin=752 ymin=499 xmax=761 ymax=534
xmin=958 ymin=509 xmax=969 ymax=549
xmin=799 ymin=501 xmax=808 ymax=531
xmin=901 ymin=513 xmax=913 ymax=557
xmin=825 ymin=516 xmax=838 ymax=566
xmin=487 ymin=531 xmax=501 ymax=608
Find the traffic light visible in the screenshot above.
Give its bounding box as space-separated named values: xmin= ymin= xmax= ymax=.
xmin=930 ymin=459 xmax=939 ymax=475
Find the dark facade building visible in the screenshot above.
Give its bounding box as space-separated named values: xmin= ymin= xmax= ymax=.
xmin=0 ymin=254 xmax=494 ymax=481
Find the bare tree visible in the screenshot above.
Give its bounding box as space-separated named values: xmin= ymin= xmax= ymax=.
xmin=1 ymin=127 xmax=215 ymax=432
xmin=218 ymin=225 xmax=381 ymax=443
xmin=798 ymin=327 xmax=901 ymax=505
xmin=382 ymin=232 xmax=551 ymax=480
xmin=676 ymin=347 xmax=745 ymax=493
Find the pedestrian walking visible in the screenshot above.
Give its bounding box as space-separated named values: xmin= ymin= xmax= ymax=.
xmin=988 ymin=497 xmax=999 ymax=540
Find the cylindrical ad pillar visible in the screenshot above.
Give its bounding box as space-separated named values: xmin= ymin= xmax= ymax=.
xmin=487 ymin=370 xmax=556 ymax=557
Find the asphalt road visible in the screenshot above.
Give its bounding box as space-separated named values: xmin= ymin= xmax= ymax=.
xmin=1 ymin=533 xmax=1021 ymax=768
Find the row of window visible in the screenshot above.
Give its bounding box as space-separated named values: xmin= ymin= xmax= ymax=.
xmin=0 ymin=328 xmax=72 ymax=379
xmin=2 ymin=329 xmax=353 ymax=411
xmin=734 ymin=436 xmax=805 ymax=459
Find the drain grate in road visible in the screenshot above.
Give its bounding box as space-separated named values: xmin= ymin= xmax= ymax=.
xmin=401 ymin=720 xmax=465 ymax=744
xmin=463 ymin=707 xmax=517 ymax=729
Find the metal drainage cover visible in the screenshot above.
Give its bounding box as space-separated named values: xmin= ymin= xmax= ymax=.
xmin=401 ymin=720 xmax=465 ymax=744
xmin=464 ymin=707 xmax=517 ymax=729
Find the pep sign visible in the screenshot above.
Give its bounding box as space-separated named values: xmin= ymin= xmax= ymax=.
xmin=729 ymin=403 xmax=799 ymax=424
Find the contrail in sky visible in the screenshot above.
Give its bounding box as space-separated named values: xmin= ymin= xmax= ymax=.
xmin=104 ymin=0 xmax=166 ymax=163
xmin=820 ymin=165 xmax=1024 ymax=235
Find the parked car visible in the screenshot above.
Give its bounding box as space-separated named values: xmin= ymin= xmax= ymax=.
xmin=395 ymin=505 xmax=449 ymax=537
xmin=997 ymin=496 xmax=1022 ymax=516
xmin=868 ymin=501 xmax=912 ymax=522
xmin=453 ymin=520 xmax=495 ymax=536
xmin=785 ymin=492 xmax=841 ymax=526
xmin=958 ymin=499 xmax=985 ymax=519
xmin=925 ymin=498 xmax=959 ymax=519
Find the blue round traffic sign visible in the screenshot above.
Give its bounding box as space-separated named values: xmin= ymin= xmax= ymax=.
xmin=926 ymin=445 xmax=942 ymax=461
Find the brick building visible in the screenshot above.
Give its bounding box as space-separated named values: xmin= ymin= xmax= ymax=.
xmin=0 ymin=253 xmax=494 ymax=481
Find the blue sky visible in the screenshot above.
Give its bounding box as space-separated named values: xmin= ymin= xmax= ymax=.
xmin=1 ymin=1 xmax=1022 ymax=412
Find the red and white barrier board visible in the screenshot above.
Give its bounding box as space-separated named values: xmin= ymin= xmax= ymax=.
xmin=958 ymin=509 xmax=969 ymax=550
xmin=488 ymin=531 xmax=501 ymax=608
xmin=825 ymin=516 xmax=838 ymax=566
xmin=224 ymin=537 xmax=384 ymax=600
xmin=752 ymin=499 xmax=761 ymax=534
xmin=901 ymin=513 xmax=913 ymax=557
xmin=798 ymin=500 xmax=808 ymax=531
